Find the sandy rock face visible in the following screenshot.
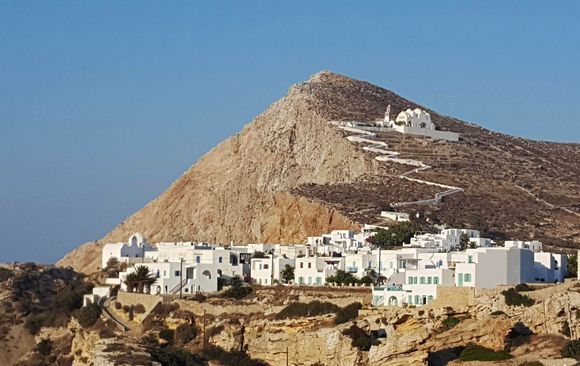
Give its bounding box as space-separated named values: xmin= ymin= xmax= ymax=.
xmin=59 ymin=73 xmax=376 ymax=273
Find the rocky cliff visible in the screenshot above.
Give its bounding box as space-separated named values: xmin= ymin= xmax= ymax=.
xmin=58 ymin=71 xmax=580 ymax=273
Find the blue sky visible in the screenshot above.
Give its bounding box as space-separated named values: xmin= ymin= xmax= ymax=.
xmin=1 ymin=1 xmax=579 ymax=264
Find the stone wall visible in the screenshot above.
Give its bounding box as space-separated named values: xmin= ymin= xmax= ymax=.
xmin=115 ymin=292 xmax=162 ymax=323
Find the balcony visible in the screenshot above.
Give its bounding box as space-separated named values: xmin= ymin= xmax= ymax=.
xmin=346 ymin=266 xmax=359 ymax=273
xmin=386 ymin=284 xmax=403 ymax=291
xmin=373 ymin=284 xmax=403 ymax=292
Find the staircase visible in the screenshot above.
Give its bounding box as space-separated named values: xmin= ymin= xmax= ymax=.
xmin=169 ymin=278 xmax=188 ymax=295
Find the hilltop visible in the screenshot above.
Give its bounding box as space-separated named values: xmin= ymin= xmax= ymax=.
xmin=58 ymin=71 xmax=580 ymax=273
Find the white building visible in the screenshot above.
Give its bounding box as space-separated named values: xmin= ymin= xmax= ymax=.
xmin=372 ymin=244 xmax=568 ymax=307
xmin=250 ymin=255 xmax=295 ymax=285
xmin=380 ymin=211 xmax=410 ymax=222
xmin=295 ymin=256 xmax=344 ymax=286
xmin=101 ymin=233 xmax=154 ymax=269
xmin=381 ymin=106 xmax=460 ymax=142
xmin=469 ymin=237 xmax=494 ymax=248
xmin=406 ymin=228 xmax=480 ymax=251
xmin=453 ymin=246 xmax=565 ymax=288
xmin=146 ymin=242 xmax=248 ymax=278
xmin=273 ymin=244 xmax=308 ymax=259
xmin=308 ymin=229 xmax=373 ymax=256
xmin=119 ymin=261 xmax=217 ymax=295
xmin=533 ymin=252 xmax=567 ymax=283
xmin=393 ymin=108 xmax=435 ymax=130
xmin=83 ymin=286 xmax=111 ymax=307
xmin=343 ymin=252 xmax=375 ymax=278
xmin=505 ymin=240 xmax=543 ymax=252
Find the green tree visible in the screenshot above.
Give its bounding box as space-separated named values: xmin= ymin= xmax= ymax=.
xmin=326 ymin=270 xmax=358 ymax=285
xmin=106 ymin=257 xmax=120 ymax=269
xmin=281 ymin=265 xmax=295 ymax=284
xmin=459 ymin=233 xmax=470 ymax=251
xmin=223 ymin=276 xmax=253 ymax=299
xmin=359 ymin=269 xmax=377 ymax=285
xmin=368 ymin=222 xmax=421 ymax=249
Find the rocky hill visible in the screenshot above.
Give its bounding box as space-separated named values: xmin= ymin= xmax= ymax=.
xmin=58 ymin=71 xmax=580 ymax=273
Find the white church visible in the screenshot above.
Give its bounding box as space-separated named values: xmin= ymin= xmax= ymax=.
xmin=377 ymin=105 xmax=459 ymax=141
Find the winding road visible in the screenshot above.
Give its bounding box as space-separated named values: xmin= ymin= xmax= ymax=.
xmin=332 ymin=122 xmax=464 ymax=207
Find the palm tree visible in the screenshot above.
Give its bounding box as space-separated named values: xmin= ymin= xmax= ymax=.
xmin=133 ymin=265 xmax=156 ymax=293
xmin=124 ymin=272 xmax=139 ymax=293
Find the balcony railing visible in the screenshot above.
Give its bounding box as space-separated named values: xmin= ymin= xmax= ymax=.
xmin=346 ymin=266 xmax=358 ymax=273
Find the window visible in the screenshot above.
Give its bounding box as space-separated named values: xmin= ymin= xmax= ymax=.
xmin=196 ymin=256 xmax=201 ymax=264
xmin=259 ymin=264 xmax=262 ymax=270
xmin=464 ymin=273 xmax=472 ymax=282
xmin=428 ymin=295 xmax=434 ymax=302
xmin=175 ymin=270 xmax=180 ymax=277
xmin=427 ymin=277 xmax=432 ymax=285
xmin=308 ymin=263 xmax=311 ymax=269
xmin=408 ymin=277 xmax=413 ymax=285
xmin=433 ymin=277 xmax=439 ymax=285
xmin=218 ymin=257 xmax=223 ymax=263
xmin=264 ymin=264 xmax=269 ymax=269
xmin=468 ymin=255 xmax=473 ymax=263
xmin=408 ymin=295 xmax=413 ymax=304
xmin=316 ymin=277 xmax=322 ymax=285
xmin=415 ymin=295 xmax=420 ymax=304
xmin=298 ymin=277 xmax=304 ymax=285
xmin=308 ymin=276 xmax=312 ymax=284
xmin=420 ymin=277 xmax=425 ymax=284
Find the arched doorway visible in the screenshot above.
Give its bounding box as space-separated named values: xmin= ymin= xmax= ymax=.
xmin=388 ymin=296 xmax=398 ymax=306
xmin=202 ymin=270 xmax=212 ymax=280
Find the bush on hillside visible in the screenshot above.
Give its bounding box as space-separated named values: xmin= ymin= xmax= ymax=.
xmin=75 ymin=303 xmax=101 ymax=328
xmin=36 ymin=339 xmax=54 ymax=357
xmin=514 ymin=283 xmax=535 ymax=292
xmin=342 ymin=325 xmax=372 ymax=351
xmin=335 ymin=302 xmax=362 ymax=324
xmin=222 ymin=276 xmax=253 ymax=299
xmin=502 ymin=288 xmax=535 ymax=307
xmin=440 ymin=316 xmax=460 ymax=331
xmin=150 ymin=346 xmax=203 ymax=366
xmin=159 ymin=328 xmax=175 ymax=344
xmin=175 ymin=323 xmax=198 ymax=345
xmin=505 ymin=322 xmax=533 ymax=350
xmin=459 ymin=343 xmax=513 ymax=361
xmin=133 ymin=304 xmax=146 ymax=314
xmin=561 ymin=339 xmax=580 ymax=359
